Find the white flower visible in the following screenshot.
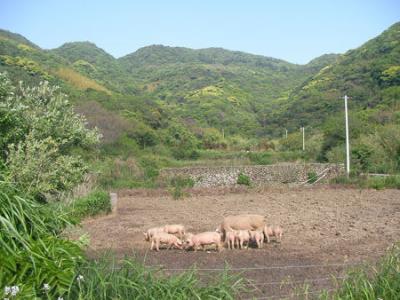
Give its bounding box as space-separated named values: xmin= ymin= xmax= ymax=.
xmin=43 ymin=283 xmax=50 ymax=291
xmin=57 ymin=297 xmax=64 ymax=300
xmin=4 ymin=286 xmax=11 ymax=295
xmin=10 ymin=286 xmax=19 ymax=296
xmin=77 ymin=275 xmax=84 ymax=282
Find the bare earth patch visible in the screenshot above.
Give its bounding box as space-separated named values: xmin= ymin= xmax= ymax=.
xmin=81 ymin=186 xmax=400 ymax=299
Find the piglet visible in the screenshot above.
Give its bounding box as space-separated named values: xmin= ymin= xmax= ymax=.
xmin=264 ymin=225 xmax=283 ymax=243
xmin=225 ymin=230 xmax=236 ymax=250
xmin=144 ymin=226 xmax=165 ymax=241
xmin=150 ymin=232 xmax=183 ymax=251
xmin=164 ymin=224 xmax=185 ymax=239
xmin=249 ymin=230 xmax=264 ymax=248
xmin=235 ymin=230 xmax=251 ymax=249
xmin=186 ymin=231 xmax=223 ymax=252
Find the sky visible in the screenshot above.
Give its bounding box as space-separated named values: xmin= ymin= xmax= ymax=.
xmin=0 ymin=0 xmax=399 ymax=64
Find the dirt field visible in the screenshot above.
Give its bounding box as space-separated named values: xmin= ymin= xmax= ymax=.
xmin=81 ymin=186 xmax=400 ymax=299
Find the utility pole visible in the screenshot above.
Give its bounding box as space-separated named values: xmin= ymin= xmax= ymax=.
xmin=344 ymin=95 xmax=350 ymax=177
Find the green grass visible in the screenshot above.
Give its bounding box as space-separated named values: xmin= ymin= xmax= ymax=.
xmin=67 ymin=190 xmax=111 ymax=223
xmin=65 ymin=255 xmax=243 ymax=300
xmin=319 ymin=243 xmax=400 ymax=300
xmin=168 ymin=175 xmax=195 ymax=199
xmin=332 ymin=174 xmax=400 ymax=190
xmin=237 ymin=172 xmax=251 ymax=186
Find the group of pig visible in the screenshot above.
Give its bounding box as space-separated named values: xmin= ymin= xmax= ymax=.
xmin=143 ymin=214 xmax=283 ymax=252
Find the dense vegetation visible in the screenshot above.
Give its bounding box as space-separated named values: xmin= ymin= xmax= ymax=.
xmin=1 ymin=23 xmax=399 ymax=180
xmin=0 ymin=74 xmax=241 ymax=299
xmin=0 ymin=20 xmax=399 ymax=299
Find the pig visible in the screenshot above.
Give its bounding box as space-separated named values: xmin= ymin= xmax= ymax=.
xmin=164 ymin=224 xmax=185 ymax=239
xmin=249 ymin=230 xmax=264 ymax=248
xmin=186 ymin=231 xmax=223 ymax=252
xmin=144 ymin=226 xmax=165 ymax=241
xmin=217 ymin=214 xmax=266 ymax=239
xmin=264 ymin=225 xmax=283 ymax=243
xmin=235 ymin=230 xmax=251 ymax=249
xmin=150 ymin=232 xmax=183 ymax=251
xmin=225 ymin=230 xmax=237 ymax=250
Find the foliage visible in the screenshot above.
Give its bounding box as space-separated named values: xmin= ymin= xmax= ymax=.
xmin=0 ymin=73 xmax=100 ymax=200
xmin=168 ymin=176 xmax=195 ymax=200
xmin=248 ymin=151 xmax=272 ymax=165
xmin=0 ymin=181 xmax=83 ymax=299
xmin=237 ymin=172 xmax=251 ymax=186
xmin=331 ymin=175 xmax=400 ymax=190
xmin=319 ymin=243 xmax=400 ymax=300
xmin=67 ymin=190 xmax=111 ymax=223
xmin=307 ymin=171 xmax=318 ymax=183
xmin=6 ymin=134 xmax=87 ymax=200
xmin=65 ymin=255 xmax=243 ymax=300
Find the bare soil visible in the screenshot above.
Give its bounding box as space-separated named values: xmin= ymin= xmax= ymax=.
xmin=81 ymin=186 xmax=400 ymax=299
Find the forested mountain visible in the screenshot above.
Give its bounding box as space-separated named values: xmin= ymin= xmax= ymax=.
xmin=1 ymin=23 xmax=399 ymax=146
xmin=276 ymin=22 xmax=400 ymax=131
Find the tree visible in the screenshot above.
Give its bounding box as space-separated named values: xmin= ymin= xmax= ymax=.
xmin=0 ymin=72 xmax=100 ymax=200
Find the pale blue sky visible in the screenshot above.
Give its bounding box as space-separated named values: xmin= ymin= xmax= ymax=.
xmin=0 ymin=0 xmax=399 ymax=64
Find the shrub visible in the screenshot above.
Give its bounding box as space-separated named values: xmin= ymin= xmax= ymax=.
xmin=0 ymin=73 xmax=100 ymax=201
xmin=168 ymin=176 xmax=195 ymax=200
xmin=237 ymin=172 xmax=251 ymax=186
xmin=307 ymin=171 xmax=318 ymax=183
xmin=68 ymin=190 xmax=111 ymax=223
xmin=248 ymin=151 xmax=272 ymax=165
xmin=6 ymin=134 xmax=88 ymax=201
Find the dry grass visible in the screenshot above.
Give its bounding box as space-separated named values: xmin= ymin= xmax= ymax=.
xmin=54 ymin=67 xmax=111 ymax=94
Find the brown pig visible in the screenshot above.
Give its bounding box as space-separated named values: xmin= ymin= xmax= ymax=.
xmin=150 ymin=232 xmax=183 ymax=251
xmin=186 ymin=231 xmax=223 ymax=252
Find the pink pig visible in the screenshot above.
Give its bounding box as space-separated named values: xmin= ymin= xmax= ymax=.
xmin=186 ymin=231 xmax=223 ymax=252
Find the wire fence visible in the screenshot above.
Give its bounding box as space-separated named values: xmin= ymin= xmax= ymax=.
xmin=243 ymin=288 xmax=337 ymax=300
xmin=243 ymin=275 xmax=346 ymax=287
xmin=148 ymin=262 xmax=358 ymax=272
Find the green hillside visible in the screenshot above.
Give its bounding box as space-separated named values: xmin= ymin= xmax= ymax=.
xmin=1 ymin=23 xmax=399 ymax=175
xmin=278 ymin=22 xmax=400 ymax=130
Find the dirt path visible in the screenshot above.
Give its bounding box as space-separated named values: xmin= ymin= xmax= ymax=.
xmin=81 ymin=186 xmax=400 ymax=299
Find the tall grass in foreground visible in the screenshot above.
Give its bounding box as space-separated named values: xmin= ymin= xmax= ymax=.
xmin=0 ymin=180 xmax=83 ymax=298
xmin=318 ymin=243 xmax=400 ymax=300
xmin=66 ymin=256 xmax=243 ymax=300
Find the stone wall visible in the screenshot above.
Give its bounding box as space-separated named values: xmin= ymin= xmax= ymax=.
xmin=160 ymin=163 xmax=344 ymax=187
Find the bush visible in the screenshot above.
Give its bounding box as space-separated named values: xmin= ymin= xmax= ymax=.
xmin=248 ymin=151 xmax=272 ymax=165
xmin=6 ymin=134 xmax=87 ymax=201
xmin=237 ymin=172 xmax=251 ymax=186
xmin=0 ymin=73 xmax=100 ymax=201
xmin=168 ymin=176 xmax=195 ymax=200
xmin=307 ymin=171 xmax=318 ymax=183
xmin=68 ymin=190 xmax=111 ymax=223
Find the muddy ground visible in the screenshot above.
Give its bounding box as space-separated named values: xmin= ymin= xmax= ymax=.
xmin=80 ymin=186 xmax=400 ymax=299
